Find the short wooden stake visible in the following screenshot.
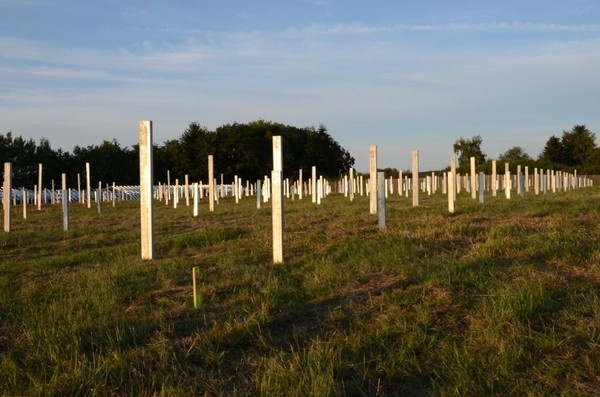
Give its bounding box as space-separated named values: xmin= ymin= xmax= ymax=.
xmin=192 ymin=267 xmax=201 ymax=309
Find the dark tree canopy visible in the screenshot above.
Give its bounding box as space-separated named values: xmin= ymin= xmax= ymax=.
xmin=156 ymin=120 xmax=355 ymax=182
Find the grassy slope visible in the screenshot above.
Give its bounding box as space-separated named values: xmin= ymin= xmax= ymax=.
xmin=0 ymin=188 xmax=599 ymax=396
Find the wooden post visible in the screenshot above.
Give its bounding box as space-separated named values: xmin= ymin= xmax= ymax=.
xmin=449 ymin=154 xmax=456 ymax=213
xmin=369 ymin=145 xmax=377 ymax=214
xmin=470 ymin=156 xmax=476 ymax=200
xmin=62 ymin=173 xmax=69 ymax=231
xmin=139 ymin=120 xmax=154 ymax=260
xmin=193 ymin=182 xmax=199 ymax=217
xmin=298 ymin=169 xmax=303 ymax=200
xmin=311 ymin=166 xmax=317 ymax=204
xmin=37 ymin=163 xmax=42 ymax=211
xmin=3 ymin=162 xmax=12 ymax=232
xmin=412 ymin=150 xmax=419 ymax=207
xmin=272 ymin=136 xmax=284 ymax=264
xmin=349 ymin=167 xmax=355 ymax=201
xmin=85 ymin=162 xmax=91 ymax=208
xmin=505 ymin=163 xmax=511 ymax=199
xmin=184 ymin=174 xmax=190 ymax=206
xmin=208 ymin=155 xmax=215 ymax=213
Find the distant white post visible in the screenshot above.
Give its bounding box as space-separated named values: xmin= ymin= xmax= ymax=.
xmin=412 ymin=150 xmax=419 ymax=207
xmin=369 ymin=145 xmax=377 ymax=214
xmin=272 ymin=136 xmax=284 ymax=264
xmin=3 ymin=162 xmax=12 ymax=232
xmin=139 ymin=120 xmax=154 ymax=260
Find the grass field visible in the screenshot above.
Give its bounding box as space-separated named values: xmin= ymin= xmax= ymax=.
xmin=1 ymin=187 xmax=599 ymax=396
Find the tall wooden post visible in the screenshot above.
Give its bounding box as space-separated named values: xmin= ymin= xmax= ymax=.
xmin=470 ymin=156 xmax=476 ymax=200
xmin=449 ymin=154 xmax=456 ymax=213
xmin=369 ymin=145 xmax=377 ymax=214
xmin=3 ymin=162 xmax=12 ymax=232
xmin=139 ymin=120 xmax=154 ymax=260
xmin=208 ymin=155 xmax=215 ymax=213
xmin=412 ymin=150 xmax=419 ymax=207
xmin=491 ymin=160 xmax=497 ymax=197
xmin=37 ymin=163 xmax=42 ymax=211
xmin=62 ymin=173 xmax=69 ymax=231
xmin=86 ymin=162 xmax=91 ymax=208
xmin=272 ymin=136 xmax=284 ymax=264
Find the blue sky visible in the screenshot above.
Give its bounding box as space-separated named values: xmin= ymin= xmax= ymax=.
xmin=1 ymin=0 xmax=599 ymax=172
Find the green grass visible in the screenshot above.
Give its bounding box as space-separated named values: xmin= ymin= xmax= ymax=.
xmin=1 ymin=187 xmax=599 ymax=395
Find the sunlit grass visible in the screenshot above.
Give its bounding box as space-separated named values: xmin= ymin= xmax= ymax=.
xmin=1 ymin=187 xmax=599 ymax=395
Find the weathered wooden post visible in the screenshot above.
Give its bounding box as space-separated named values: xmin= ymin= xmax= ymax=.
xmin=377 ymin=171 xmax=386 ymax=230
xmin=3 ymin=162 xmax=12 ymax=232
xmin=208 ymin=155 xmax=215 ymax=213
xmin=412 ymin=150 xmax=419 ymax=207
xmin=272 ymin=136 xmax=284 ymax=264
xmin=139 ymin=120 xmax=154 ymax=260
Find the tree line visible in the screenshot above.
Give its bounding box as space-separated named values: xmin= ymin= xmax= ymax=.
xmin=1 ymin=120 xmax=355 ymax=188
xmin=2 ymin=122 xmax=597 ymax=188
xmin=452 ymin=125 xmax=600 ymax=175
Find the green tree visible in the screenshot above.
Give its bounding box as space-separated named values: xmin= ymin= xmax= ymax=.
xmin=538 ymin=135 xmax=564 ymax=169
xmin=453 ymin=135 xmax=487 ymax=173
xmin=561 ymin=125 xmax=596 ymax=169
xmin=497 ymin=146 xmax=534 ymax=172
